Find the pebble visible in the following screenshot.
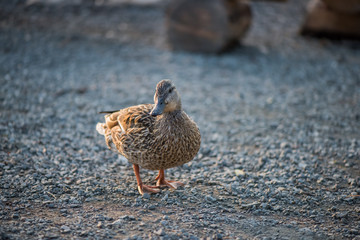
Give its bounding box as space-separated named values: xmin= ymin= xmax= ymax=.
xmin=205 ymin=195 xmax=216 ymax=202
xmin=112 ymin=219 xmax=123 ymax=225
xmin=60 ymin=225 xmax=71 ymax=233
xmin=154 ymin=229 xmax=166 ymax=236
xmin=189 ymin=235 xmax=199 ymax=240
xmin=280 ymin=142 xmax=291 ymax=149
xmin=215 ymin=233 xmax=223 ymax=239
xmin=148 ymin=205 xmax=156 ymax=210
xmin=142 ymin=193 xmax=150 ymax=199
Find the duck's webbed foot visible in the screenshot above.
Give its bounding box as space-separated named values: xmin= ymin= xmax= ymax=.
xmin=155 ymin=169 xmax=185 ymax=189
xmin=133 ymin=164 xmax=160 ymax=195
xmin=138 ymin=184 xmax=160 ymax=195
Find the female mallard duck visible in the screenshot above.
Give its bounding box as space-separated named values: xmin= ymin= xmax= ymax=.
xmin=96 ymin=79 xmax=201 ymax=195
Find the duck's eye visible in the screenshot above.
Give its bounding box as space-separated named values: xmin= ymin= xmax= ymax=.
xmin=169 ymin=88 xmax=173 ymax=93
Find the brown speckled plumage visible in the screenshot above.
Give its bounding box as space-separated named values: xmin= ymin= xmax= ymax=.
xmin=96 ymin=79 xmax=201 ymax=194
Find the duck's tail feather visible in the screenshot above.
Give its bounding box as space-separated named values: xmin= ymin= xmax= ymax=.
xmin=96 ymin=122 xmax=113 ymax=149
xmin=97 ymin=111 xmax=123 ymax=150
xmin=99 ymin=110 xmax=120 ymax=114
xmin=96 ymin=123 xmax=106 ymax=135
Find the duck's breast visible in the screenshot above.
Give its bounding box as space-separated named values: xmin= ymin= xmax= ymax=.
xmin=140 ymin=113 xmax=201 ymax=170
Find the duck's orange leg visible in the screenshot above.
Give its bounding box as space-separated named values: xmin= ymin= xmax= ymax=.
xmin=155 ymin=169 xmax=184 ymax=189
xmin=133 ymin=164 xmax=160 ymax=195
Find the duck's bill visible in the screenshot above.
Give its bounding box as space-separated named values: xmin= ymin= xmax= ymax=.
xmin=150 ymin=102 xmax=165 ymax=116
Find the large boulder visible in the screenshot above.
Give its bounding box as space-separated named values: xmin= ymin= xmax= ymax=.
xmin=300 ymin=0 xmax=360 ymax=40
xmin=165 ymin=0 xmax=251 ymax=53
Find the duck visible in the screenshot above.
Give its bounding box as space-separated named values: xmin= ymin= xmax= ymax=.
xmin=96 ymin=79 xmax=201 ymax=195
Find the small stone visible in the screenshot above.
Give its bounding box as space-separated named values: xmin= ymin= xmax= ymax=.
xmin=60 ymin=225 xmax=71 ymax=233
xmin=161 ymin=194 xmax=169 ymax=202
xmin=334 ymin=211 xmax=349 ymax=219
xmin=60 ymin=209 xmax=68 ymax=214
xmin=272 ymin=205 xmax=281 ymax=211
xmin=47 ymin=203 xmax=56 ymax=209
xmin=189 ymin=235 xmax=199 ymax=240
xmin=205 ymin=195 xmax=216 ymax=202
xmin=148 ymin=205 xmax=156 ymax=210
xmin=77 ymin=190 xmax=86 ymax=197
xmin=260 ymin=203 xmax=269 ymax=209
xmin=280 ymin=142 xmax=291 ymax=149
xmin=215 ymin=233 xmax=223 ymax=239
xmin=142 ymin=193 xmax=150 ymax=199
xmin=112 ymin=219 xmax=123 ymax=225
xmin=45 ymin=232 xmax=59 ymax=239
xmin=299 ymin=227 xmax=314 ymax=235
xmin=234 ymin=169 xmax=246 ymax=177
xmin=112 ymin=215 xmax=136 ymax=224
xmin=257 ymin=157 xmax=267 ymax=169
xmin=154 ymin=228 xmax=166 ymax=236
xmin=241 ymin=201 xmax=260 ymax=209
xmin=298 ymin=162 xmax=307 ymax=169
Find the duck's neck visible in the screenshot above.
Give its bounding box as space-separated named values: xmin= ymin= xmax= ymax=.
xmin=164 ymin=109 xmax=182 ymax=117
xmin=159 ymin=109 xmax=183 ymax=122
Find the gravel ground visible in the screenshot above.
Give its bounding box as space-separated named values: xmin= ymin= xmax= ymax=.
xmin=1 ymin=0 xmax=360 ymax=239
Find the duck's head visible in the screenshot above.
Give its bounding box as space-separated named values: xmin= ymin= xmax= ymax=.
xmin=150 ymin=79 xmax=181 ymax=117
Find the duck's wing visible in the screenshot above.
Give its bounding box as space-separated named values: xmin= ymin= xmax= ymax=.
xmin=116 ymin=104 xmax=154 ymax=133
xmin=97 ymin=104 xmax=154 ymax=151
xmin=114 ymin=104 xmax=156 ymax=156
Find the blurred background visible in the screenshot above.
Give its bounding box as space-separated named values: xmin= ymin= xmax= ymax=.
xmin=1 ymin=0 xmax=360 ymax=239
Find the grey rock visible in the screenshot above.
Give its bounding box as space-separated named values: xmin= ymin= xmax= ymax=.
xmin=60 ymin=225 xmax=71 ymax=233
xmin=189 ymin=235 xmax=199 ymax=240
xmin=280 ymin=142 xmax=291 ymax=149
xmin=112 ymin=215 xmax=136 ymax=225
xmin=205 ymin=195 xmax=216 ymax=202
xmin=142 ymin=193 xmax=150 ymax=199
xmin=154 ymin=229 xmax=166 ymax=236
xmin=79 ymin=231 xmax=88 ymax=236
xmin=160 ymin=220 xmax=168 ymax=226
xmin=148 ymin=205 xmax=156 ymax=210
